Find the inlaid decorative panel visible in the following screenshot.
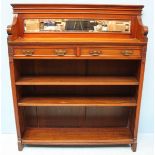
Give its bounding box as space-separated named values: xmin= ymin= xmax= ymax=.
xmin=24 ymin=19 xmax=131 ymax=33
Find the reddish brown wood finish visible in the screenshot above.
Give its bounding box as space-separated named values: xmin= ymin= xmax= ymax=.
xmin=15 ymin=76 xmax=139 ymax=86
xmin=7 ymin=4 xmax=148 ymax=152
xmin=22 ymin=127 xmax=133 ymax=145
xmin=18 ymin=96 xmax=137 ymax=107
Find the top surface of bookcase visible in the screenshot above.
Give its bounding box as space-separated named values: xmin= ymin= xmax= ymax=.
xmin=11 ymin=4 xmax=144 ymax=13
xmin=7 ymin=4 xmax=148 ymax=45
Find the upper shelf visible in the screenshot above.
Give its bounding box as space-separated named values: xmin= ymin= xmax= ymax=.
xmin=15 ymin=76 xmax=139 ymax=86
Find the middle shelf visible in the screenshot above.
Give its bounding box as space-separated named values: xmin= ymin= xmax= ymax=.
xmin=18 ymin=96 xmax=137 ymax=107
xmin=15 ymin=75 xmax=139 ymax=86
xmin=17 ymin=84 xmax=138 ymax=107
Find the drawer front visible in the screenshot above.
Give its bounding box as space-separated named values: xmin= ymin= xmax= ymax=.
xmin=80 ymin=48 xmax=141 ymax=58
xmin=14 ymin=48 xmax=76 ymax=57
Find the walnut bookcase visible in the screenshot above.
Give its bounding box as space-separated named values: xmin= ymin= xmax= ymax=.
xmin=7 ymin=4 xmax=148 ymax=151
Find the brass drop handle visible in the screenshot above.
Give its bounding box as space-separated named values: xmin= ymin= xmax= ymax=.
xmin=121 ymin=50 xmax=133 ymax=56
xmin=55 ymin=49 xmax=66 ymax=56
xmin=22 ymin=50 xmax=34 ymax=56
xmin=89 ymin=51 xmax=101 ymax=56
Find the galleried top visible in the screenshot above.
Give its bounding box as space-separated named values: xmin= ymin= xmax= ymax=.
xmin=7 ymin=4 xmax=148 ymax=44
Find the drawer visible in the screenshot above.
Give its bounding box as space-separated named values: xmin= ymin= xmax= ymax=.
xmin=80 ymin=48 xmax=141 ymax=58
xmin=14 ymin=48 xmax=76 ymax=57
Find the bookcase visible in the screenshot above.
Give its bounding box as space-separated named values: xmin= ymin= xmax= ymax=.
xmin=7 ymin=4 xmax=148 ymax=151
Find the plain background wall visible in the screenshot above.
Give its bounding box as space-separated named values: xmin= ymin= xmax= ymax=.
xmin=0 ymin=0 xmax=154 ymax=133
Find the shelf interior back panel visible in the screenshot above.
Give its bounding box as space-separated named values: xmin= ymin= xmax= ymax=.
xmin=21 ymin=106 xmax=134 ymax=128
xmin=14 ymin=59 xmax=140 ymax=79
xmin=17 ymin=85 xmax=138 ymax=97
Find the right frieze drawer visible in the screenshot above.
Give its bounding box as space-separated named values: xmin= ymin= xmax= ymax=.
xmin=80 ymin=48 xmax=141 ymax=59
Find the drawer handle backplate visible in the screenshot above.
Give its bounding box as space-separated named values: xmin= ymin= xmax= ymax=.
xmin=121 ymin=50 xmax=133 ymax=56
xmin=89 ymin=51 xmax=102 ymax=56
xmin=55 ymin=49 xmax=66 ymax=56
xmin=22 ymin=50 xmax=34 ymax=56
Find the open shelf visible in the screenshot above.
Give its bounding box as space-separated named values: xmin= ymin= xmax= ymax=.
xmin=18 ymin=96 xmax=137 ymax=107
xmin=22 ymin=127 xmax=133 ymax=145
xmin=15 ymin=76 xmax=139 ymax=86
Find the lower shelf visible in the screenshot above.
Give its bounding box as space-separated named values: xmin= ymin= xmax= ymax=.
xmin=22 ymin=127 xmax=133 ymax=145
